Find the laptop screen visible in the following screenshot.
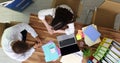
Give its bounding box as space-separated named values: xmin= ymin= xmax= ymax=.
xmin=57 ymin=34 xmax=80 ymax=56
xmin=59 ymin=38 xmax=76 ymax=48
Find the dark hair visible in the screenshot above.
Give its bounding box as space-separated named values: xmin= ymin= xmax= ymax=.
xmin=12 ymin=41 xmax=31 ymax=54
xmin=50 ymin=7 xmax=74 ymax=30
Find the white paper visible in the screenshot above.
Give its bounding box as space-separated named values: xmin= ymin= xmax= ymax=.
xmin=50 ymin=48 xmax=56 ymax=53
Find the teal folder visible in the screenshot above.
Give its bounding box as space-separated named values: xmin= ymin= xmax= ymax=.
xmin=42 ymin=41 xmax=59 ymax=62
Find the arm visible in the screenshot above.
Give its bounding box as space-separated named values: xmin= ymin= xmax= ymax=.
xmin=38 ymin=8 xmax=55 ymax=20
xmin=38 ymin=8 xmax=55 ymax=35
xmin=19 ymin=23 xmax=41 ymax=43
xmin=53 ymin=30 xmax=65 ymax=34
xmin=41 ymin=20 xmax=54 ymax=35
xmin=53 ymin=23 xmax=75 ymax=35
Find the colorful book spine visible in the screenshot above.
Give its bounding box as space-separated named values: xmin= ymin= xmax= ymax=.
xmin=93 ymin=38 xmax=120 ymax=62
xmin=112 ymin=41 xmax=120 ymax=50
xmin=110 ymin=45 xmax=120 ymax=57
xmin=103 ymin=38 xmax=113 ymax=44
xmin=108 ymin=50 xmax=120 ymax=61
xmin=101 ymin=59 xmax=107 ymax=63
xmin=104 ymin=56 xmax=113 ymax=63
xmin=106 ymin=53 xmax=117 ymax=63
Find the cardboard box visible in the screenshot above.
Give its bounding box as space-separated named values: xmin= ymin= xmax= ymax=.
xmin=93 ymin=1 xmax=120 ymax=29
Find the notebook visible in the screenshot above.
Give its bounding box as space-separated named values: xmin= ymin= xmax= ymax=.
xmin=83 ymin=25 xmax=101 ymax=42
xmin=57 ymin=34 xmax=80 ymax=56
xmin=42 ymin=41 xmax=59 ymax=62
xmin=82 ymin=24 xmax=101 ymax=46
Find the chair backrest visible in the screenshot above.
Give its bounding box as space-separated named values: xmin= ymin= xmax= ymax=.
xmin=92 ymin=1 xmax=120 ymax=30
xmin=114 ymin=13 xmax=120 ymax=31
xmin=51 ymin=0 xmax=82 ymax=19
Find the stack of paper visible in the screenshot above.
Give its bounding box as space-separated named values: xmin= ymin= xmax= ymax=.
xmin=82 ymin=24 xmax=101 ymax=46
xmin=60 ymin=50 xmax=83 ymax=63
xmin=42 ymin=41 xmax=60 ymax=62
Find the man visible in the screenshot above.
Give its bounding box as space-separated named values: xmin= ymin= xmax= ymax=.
xmin=1 ymin=23 xmax=41 ymax=62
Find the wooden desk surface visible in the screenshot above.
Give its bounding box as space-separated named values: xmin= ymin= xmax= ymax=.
xmin=22 ymin=14 xmax=120 ymax=63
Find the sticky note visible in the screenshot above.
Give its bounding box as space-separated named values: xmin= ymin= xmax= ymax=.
xmin=78 ymin=30 xmax=84 ymax=38
xmin=76 ymin=34 xmax=82 ymax=40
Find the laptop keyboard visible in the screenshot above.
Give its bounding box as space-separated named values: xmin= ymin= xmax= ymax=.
xmin=59 ymin=38 xmax=76 ymax=48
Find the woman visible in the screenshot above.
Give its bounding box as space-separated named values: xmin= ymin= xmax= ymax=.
xmin=1 ymin=23 xmax=41 ymax=62
xmin=38 ymin=4 xmax=75 ymax=35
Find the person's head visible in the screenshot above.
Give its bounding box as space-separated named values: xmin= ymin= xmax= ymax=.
xmin=50 ymin=7 xmax=74 ymax=30
xmin=12 ymin=41 xmax=31 ymax=54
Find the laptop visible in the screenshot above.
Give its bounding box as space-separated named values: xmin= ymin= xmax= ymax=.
xmin=57 ymin=34 xmax=80 ymax=56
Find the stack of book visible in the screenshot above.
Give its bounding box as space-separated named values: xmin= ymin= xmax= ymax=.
xmin=42 ymin=41 xmax=60 ymax=62
xmin=90 ymin=38 xmax=120 ymax=63
xmin=82 ymin=24 xmax=101 ymax=46
xmin=100 ymin=40 xmax=120 ymax=63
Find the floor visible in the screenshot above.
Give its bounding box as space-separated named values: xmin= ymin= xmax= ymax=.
xmin=0 ymin=48 xmax=21 ymax=63
xmin=0 ymin=0 xmax=120 ymax=63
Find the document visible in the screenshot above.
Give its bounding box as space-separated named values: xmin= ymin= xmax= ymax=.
xmin=60 ymin=51 xmax=83 ymax=63
xmin=82 ymin=24 xmax=101 ymax=46
xmin=83 ymin=25 xmax=101 ymax=42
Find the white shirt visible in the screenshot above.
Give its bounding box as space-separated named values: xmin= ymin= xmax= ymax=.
xmin=1 ymin=23 xmax=38 ymax=61
xmin=38 ymin=4 xmax=75 ymax=35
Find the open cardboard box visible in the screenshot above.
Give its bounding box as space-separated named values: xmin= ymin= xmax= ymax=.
xmin=92 ymin=1 xmax=120 ymax=30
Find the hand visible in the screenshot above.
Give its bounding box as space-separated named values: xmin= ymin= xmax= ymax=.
xmin=41 ymin=19 xmax=54 ymax=35
xmin=35 ymin=36 xmax=42 ymax=43
xmin=53 ymin=30 xmax=65 ymax=34
xmin=33 ymin=42 xmax=42 ymax=49
xmin=45 ymin=15 xmax=53 ymax=23
xmin=47 ymin=25 xmax=54 ymax=35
